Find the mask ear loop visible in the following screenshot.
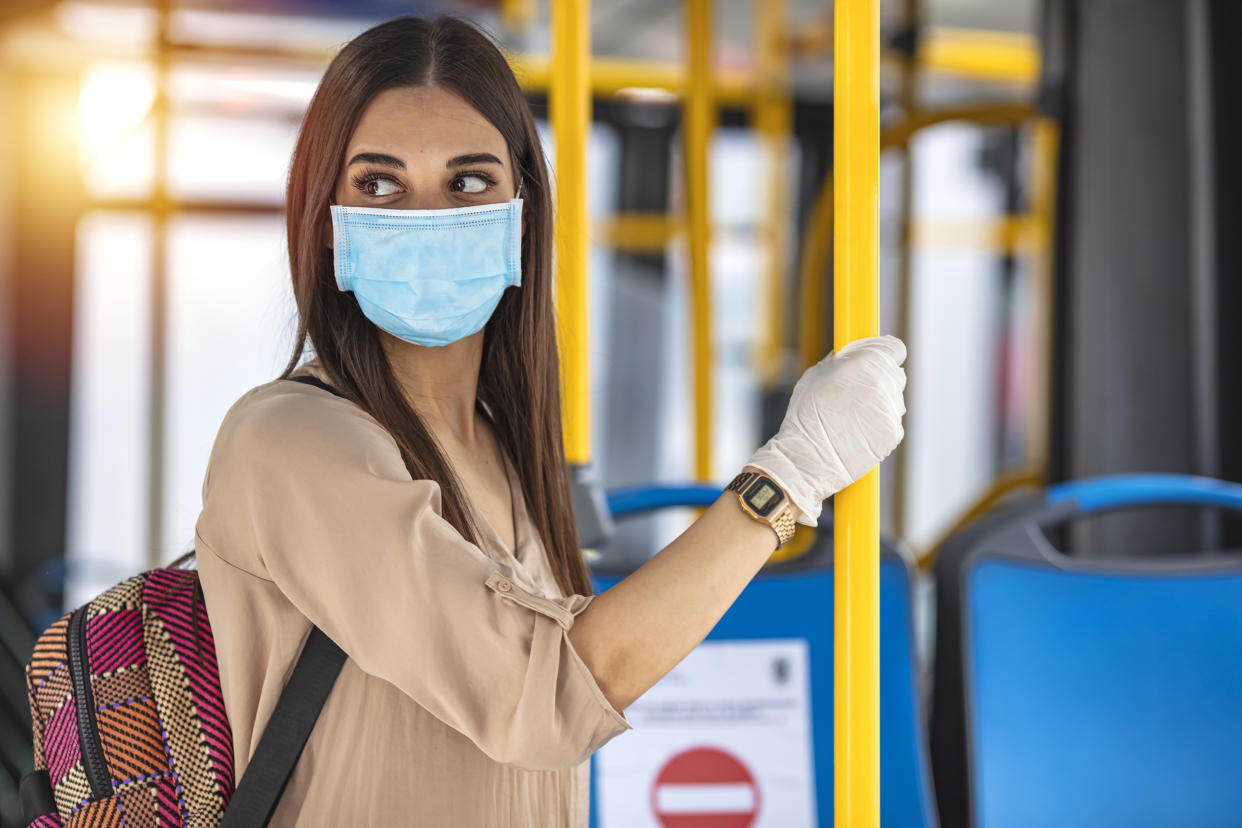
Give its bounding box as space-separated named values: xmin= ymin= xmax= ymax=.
xmin=514 ymin=178 xmax=527 ymax=244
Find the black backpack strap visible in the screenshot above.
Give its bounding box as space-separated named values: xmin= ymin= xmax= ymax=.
xmin=220 ymin=627 xmax=346 ymax=827
xmin=285 ymin=373 xmax=342 ymax=397
xmin=19 ymin=769 xmax=55 ymax=823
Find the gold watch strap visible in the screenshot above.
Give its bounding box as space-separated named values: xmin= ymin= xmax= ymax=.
xmin=769 ymin=503 xmax=797 ymax=548
xmin=726 ymin=471 xmax=758 ymax=494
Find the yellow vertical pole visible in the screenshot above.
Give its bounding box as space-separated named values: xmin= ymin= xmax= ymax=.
xmin=684 ymin=0 xmax=715 ymax=482
xmin=754 ymin=0 xmax=792 ymax=387
xmin=834 ymin=0 xmax=881 ymax=824
xmin=552 ymin=0 xmax=592 ymax=466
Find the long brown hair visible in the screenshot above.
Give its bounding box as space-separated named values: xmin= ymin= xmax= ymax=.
xmin=180 ymin=16 xmax=592 ymax=599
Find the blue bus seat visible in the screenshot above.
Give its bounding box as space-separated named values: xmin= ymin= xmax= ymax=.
xmin=589 ymin=485 xmax=938 ymax=827
xmin=931 ymin=474 xmax=1242 ymax=828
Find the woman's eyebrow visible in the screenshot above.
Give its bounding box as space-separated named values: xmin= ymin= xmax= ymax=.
xmin=446 ymin=153 xmax=503 ymax=168
xmin=347 ymin=152 xmax=405 ymax=169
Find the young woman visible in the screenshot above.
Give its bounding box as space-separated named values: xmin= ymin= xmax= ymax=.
xmin=193 ymin=15 xmax=907 ymax=827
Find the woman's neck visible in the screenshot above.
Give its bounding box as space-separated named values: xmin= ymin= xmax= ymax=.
xmin=382 ymin=329 xmax=485 ymax=447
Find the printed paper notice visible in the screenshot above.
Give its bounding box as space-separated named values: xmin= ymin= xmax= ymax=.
xmin=594 ymin=638 xmax=817 ymax=828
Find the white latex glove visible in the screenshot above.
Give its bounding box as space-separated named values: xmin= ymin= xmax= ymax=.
xmin=746 ymin=335 xmax=908 ymax=526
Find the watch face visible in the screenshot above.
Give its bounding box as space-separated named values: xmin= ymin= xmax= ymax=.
xmin=743 ymin=477 xmax=785 ymax=517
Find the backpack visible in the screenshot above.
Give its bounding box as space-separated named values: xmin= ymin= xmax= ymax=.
xmin=20 ymin=375 xmax=347 ymax=827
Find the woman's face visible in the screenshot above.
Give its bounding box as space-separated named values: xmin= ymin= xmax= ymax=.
xmin=333 ymin=85 xmax=517 ymax=210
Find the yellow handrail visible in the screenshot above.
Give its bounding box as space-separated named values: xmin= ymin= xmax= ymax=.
xmin=596 ymin=212 xmax=683 ymax=253
xmin=908 ymin=215 xmax=1045 ymax=252
xmin=510 ymin=54 xmax=754 ymax=106
xmin=684 ymin=0 xmax=714 ymax=483
xmin=883 ymin=102 xmax=1038 ymax=153
xmin=798 ymin=169 xmax=834 ymax=371
xmin=788 ymin=25 xmax=1040 ymax=86
xmin=799 ymin=102 xmax=1040 ymax=370
xmin=754 ymin=0 xmax=793 ymax=387
xmin=918 ymin=468 xmax=1043 ymax=570
xmin=834 ymin=0 xmax=881 ymax=824
xmin=797 ymin=104 xmax=1059 ymax=581
xmin=917 ymin=26 xmax=1041 ymax=85
xmin=551 ymin=0 xmax=592 ymax=465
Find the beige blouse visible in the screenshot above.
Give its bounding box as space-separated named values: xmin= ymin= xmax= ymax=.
xmin=194 ymin=358 xmax=632 ymax=827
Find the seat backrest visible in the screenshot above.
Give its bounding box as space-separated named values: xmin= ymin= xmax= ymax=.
xmin=589 ymin=493 xmax=937 ymax=828
xmin=932 ymin=474 xmax=1242 ymax=828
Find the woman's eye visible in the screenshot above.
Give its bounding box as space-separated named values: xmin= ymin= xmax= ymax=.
xmin=351 ymin=173 xmax=403 ymax=197
xmin=452 ymin=174 xmax=491 ymax=194
xmin=363 ymin=177 xmax=401 ymax=197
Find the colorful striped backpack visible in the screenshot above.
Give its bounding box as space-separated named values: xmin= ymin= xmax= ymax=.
xmin=20 ymin=375 xmax=347 ymax=827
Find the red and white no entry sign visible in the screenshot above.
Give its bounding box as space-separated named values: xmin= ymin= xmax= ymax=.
xmin=649 ymin=746 xmax=762 ymax=828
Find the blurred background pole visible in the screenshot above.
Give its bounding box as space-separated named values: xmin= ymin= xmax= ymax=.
xmin=551 ymin=0 xmax=591 ymax=467
xmin=684 ymin=0 xmax=714 ymax=483
xmin=501 ymin=0 xmax=536 ymax=40
xmin=147 ymin=0 xmax=171 ymax=567
xmin=754 ymin=0 xmax=792 ymax=389
xmin=1028 ymin=116 xmax=1058 ymax=481
xmin=891 ymin=0 xmax=920 ymax=539
xmin=834 ymin=0 xmax=882 ymax=824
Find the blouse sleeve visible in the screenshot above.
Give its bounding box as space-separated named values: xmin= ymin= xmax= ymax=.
xmin=193 ymin=382 xmax=632 ymax=771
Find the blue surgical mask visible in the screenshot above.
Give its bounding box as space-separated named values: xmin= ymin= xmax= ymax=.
xmin=330 ymin=197 xmax=523 ymax=347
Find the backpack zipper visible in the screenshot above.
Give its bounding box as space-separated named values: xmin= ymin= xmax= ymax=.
xmin=67 ymin=608 xmax=112 ymax=799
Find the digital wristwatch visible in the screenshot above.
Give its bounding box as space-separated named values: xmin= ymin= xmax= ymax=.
xmin=726 ymin=471 xmax=797 ymax=548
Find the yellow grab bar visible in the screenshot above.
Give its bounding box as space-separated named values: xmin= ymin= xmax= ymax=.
xmin=551 ymin=0 xmax=592 ymax=465
xmin=799 ymin=103 xmax=1039 ymax=371
xmin=918 ymin=26 xmax=1041 ymax=85
xmin=834 ymin=0 xmax=881 ymax=824
xmin=684 ymin=0 xmax=714 ymax=482
xmin=509 ymin=54 xmax=754 ymax=107
xmin=754 ymin=0 xmax=793 ymax=387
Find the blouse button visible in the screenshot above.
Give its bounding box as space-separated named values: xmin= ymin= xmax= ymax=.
xmin=496 ymin=579 xmax=512 ymax=592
